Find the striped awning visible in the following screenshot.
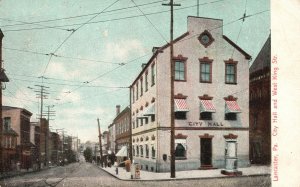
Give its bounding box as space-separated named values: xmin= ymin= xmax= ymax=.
xmin=200 ymin=100 xmax=216 ymax=113
xmin=225 ymin=100 xmax=242 ymax=113
xmin=174 ymin=99 xmax=189 ymax=112
xmin=144 ymin=103 xmax=155 ymax=116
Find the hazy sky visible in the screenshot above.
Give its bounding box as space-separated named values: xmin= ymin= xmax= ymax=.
xmin=0 ymin=0 xmax=270 ymax=142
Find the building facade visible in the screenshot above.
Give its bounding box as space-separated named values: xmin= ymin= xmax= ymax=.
xmin=2 ymin=106 xmax=34 ymax=170
xmin=249 ymin=36 xmax=271 ymax=165
xmin=131 ymin=16 xmax=251 ymax=172
xmin=108 ymin=123 xmax=116 ymax=154
xmin=114 ymin=106 xmax=130 ymax=159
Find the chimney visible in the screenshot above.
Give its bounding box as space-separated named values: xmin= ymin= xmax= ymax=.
xmin=116 ymin=105 xmax=120 ymax=116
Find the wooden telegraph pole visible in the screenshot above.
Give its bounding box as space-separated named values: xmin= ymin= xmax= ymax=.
xmin=162 ymin=0 xmax=180 ymax=178
xmin=97 ymin=118 xmax=103 ymax=167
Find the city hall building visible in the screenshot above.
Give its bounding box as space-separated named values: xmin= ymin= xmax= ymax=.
xmin=130 ymin=16 xmax=251 ymax=172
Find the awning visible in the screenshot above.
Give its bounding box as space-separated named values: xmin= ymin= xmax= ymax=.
xmin=116 ymin=146 xmax=128 ymax=157
xmin=200 ymin=100 xmax=216 ymax=113
xmin=137 ymin=113 xmax=147 ymax=119
xmin=225 ymin=100 xmax=242 ymax=113
xmin=143 ymin=103 xmax=155 ymax=116
xmin=174 ymin=99 xmax=189 ymax=112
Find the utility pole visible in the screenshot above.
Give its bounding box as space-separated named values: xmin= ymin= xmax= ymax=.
xmin=44 ymin=105 xmax=55 ymax=165
xmin=162 ymin=0 xmax=181 ymax=178
xmin=197 ymin=0 xmax=199 ymax=16
xmin=0 ymin=29 xmax=9 ymax=174
xmin=97 ymin=118 xmax=103 ymax=167
xmin=34 ymin=84 xmax=50 ymax=167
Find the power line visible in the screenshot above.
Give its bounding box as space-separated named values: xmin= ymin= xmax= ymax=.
xmin=0 ymin=17 xmax=71 ymax=32
xmin=41 ymin=0 xmax=121 ymax=76
xmin=0 ymin=0 xmax=164 ymax=28
xmin=3 ymin=47 xmax=123 ymax=65
xmin=2 ymin=0 xmax=226 ymax=32
xmin=131 ymin=0 xmax=169 ymax=43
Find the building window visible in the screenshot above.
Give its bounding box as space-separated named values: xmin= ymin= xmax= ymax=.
xmin=136 ymin=82 xmax=139 ymax=100
xmin=136 ymin=145 xmax=139 ymax=156
xmin=132 ymin=121 xmax=135 ymax=129
xmin=175 ymin=112 xmax=187 ymax=120
xmin=200 ymin=60 xmax=212 ymax=83
xmin=151 ymin=115 xmax=155 ymax=122
xmin=145 ymin=117 xmax=149 ymax=124
xmin=133 ymin=147 xmax=135 ymax=156
xmin=4 ymin=117 xmax=11 ymax=131
xmin=200 ymin=112 xmax=212 ymax=120
xmin=145 ymin=71 xmax=148 ymax=92
xmin=225 ymin=113 xmax=237 ymax=120
xmin=140 ymin=78 xmax=143 ymax=96
xmin=136 ymin=118 xmax=139 ymax=128
xmin=140 ymin=145 xmax=143 ymax=157
xmin=140 ymin=118 xmax=143 ymax=126
xmin=225 ymin=59 xmax=238 ymax=84
xmin=151 ymin=146 xmax=156 ymax=158
xmin=132 ymin=87 xmax=135 ymax=103
xmin=174 ymin=61 xmax=186 ymax=81
xmin=151 ymin=63 xmax=155 ymax=86
xmin=146 ymin=144 xmax=149 ymax=158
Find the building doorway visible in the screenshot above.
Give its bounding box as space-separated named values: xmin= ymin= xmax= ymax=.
xmin=200 ymin=138 xmax=212 ymax=167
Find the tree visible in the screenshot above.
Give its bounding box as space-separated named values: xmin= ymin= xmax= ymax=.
xmin=83 ymin=147 xmax=93 ymax=162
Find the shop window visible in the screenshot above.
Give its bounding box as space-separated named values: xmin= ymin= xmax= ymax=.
xmin=225 ymin=113 xmax=237 ymax=120
xmin=175 ymin=111 xmax=187 ymax=120
xmin=200 ymin=112 xmax=212 ymax=120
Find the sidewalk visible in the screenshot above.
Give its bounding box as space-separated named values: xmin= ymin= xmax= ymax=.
xmin=99 ymin=165 xmax=270 ymax=181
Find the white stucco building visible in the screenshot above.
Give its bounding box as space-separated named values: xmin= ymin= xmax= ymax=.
xmin=130 ymin=16 xmax=251 ymax=172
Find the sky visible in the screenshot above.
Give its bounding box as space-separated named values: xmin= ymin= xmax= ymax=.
xmin=0 ymin=0 xmax=270 ymax=143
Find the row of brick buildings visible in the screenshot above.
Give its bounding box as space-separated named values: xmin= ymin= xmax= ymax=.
xmin=104 ymin=16 xmax=270 ymax=173
xmin=1 ymin=106 xmax=80 ymax=172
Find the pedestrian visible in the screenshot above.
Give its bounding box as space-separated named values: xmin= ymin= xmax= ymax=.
xmin=115 ymin=166 xmax=118 ymax=175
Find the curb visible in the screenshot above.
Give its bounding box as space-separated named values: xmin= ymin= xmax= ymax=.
xmin=96 ymin=165 xmax=271 ymax=182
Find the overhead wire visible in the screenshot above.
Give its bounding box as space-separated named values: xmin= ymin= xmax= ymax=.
xmin=41 ymin=0 xmax=121 ymax=77
xmin=0 ymin=0 xmax=164 ymax=28
xmin=131 ymin=0 xmax=169 ymax=43
xmin=2 ymin=0 xmax=225 ymax=32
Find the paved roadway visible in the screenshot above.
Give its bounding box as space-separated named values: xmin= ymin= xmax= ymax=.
xmin=0 ymin=160 xmax=271 ymax=187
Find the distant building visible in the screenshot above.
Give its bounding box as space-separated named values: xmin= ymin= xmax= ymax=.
xmin=2 ymin=106 xmax=34 ymax=170
xmin=2 ymin=116 xmax=18 ymax=171
xmin=108 ymin=123 xmax=116 ymax=154
xmin=113 ymin=105 xmax=130 ymax=159
xmin=130 ymin=16 xmax=251 ymax=172
xmin=49 ymin=132 xmax=61 ymax=165
xmin=249 ymin=36 xmax=271 ymax=165
xmin=102 ymin=131 xmax=109 ymax=155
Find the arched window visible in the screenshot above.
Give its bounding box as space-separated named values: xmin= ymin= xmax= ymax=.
xmin=140 ymin=145 xmax=144 ymax=157
xmin=133 ymin=146 xmax=135 ymax=156
xmin=151 ymin=146 xmax=156 ymax=158
xmin=136 ymin=145 xmax=139 ymax=156
xmin=175 ymin=143 xmax=186 ymax=158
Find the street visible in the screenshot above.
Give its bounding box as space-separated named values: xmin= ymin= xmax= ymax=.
xmin=0 ymin=159 xmax=270 ymax=187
